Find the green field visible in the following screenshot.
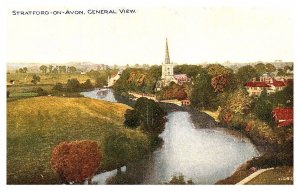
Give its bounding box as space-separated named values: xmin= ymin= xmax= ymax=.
xmin=246 ymin=166 xmax=293 ymax=184
xmin=7 ymin=97 xmax=149 ymax=184
xmin=7 ymin=73 xmax=95 ymax=85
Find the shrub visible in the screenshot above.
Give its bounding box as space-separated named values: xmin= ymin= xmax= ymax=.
xmin=35 ymin=87 xmax=48 ymax=96
xmin=124 ymin=109 xmax=140 ymax=128
xmin=53 ymin=83 xmax=64 ymax=92
xmin=167 ymin=174 xmax=193 ymax=184
xmin=50 ymin=140 xmax=102 ymax=184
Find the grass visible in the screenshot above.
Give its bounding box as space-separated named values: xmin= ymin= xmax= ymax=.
xmin=7 ymin=96 xmax=149 ymax=184
xmin=7 ymin=73 xmax=95 ymax=85
xmin=246 ymin=166 xmax=293 ymax=184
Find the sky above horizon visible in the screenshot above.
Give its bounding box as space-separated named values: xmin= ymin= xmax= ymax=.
xmin=7 ymin=7 xmax=294 ymax=65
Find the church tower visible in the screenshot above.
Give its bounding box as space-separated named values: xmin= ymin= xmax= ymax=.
xmin=161 ymin=38 xmax=174 ymax=80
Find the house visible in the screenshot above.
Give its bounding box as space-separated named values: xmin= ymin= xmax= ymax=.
xmin=174 ymin=74 xmax=190 ymax=85
xmin=107 ymin=70 xmax=122 ymax=87
xmin=267 ymin=79 xmax=286 ymax=94
xmin=272 ymin=107 xmax=293 ymax=127
xmin=244 ymin=80 xmax=271 ymax=96
xmin=244 ymin=75 xmax=287 ymax=96
xmin=181 ymin=99 xmax=191 ymax=106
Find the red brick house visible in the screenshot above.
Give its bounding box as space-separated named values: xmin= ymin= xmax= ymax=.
xmin=272 ymin=107 xmax=293 ymax=127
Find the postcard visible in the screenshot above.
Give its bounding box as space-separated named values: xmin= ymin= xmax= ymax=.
xmin=3 ymin=0 xmax=296 ymax=190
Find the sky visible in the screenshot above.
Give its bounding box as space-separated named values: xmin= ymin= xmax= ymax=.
xmin=6 ymin=6 xmax=294 ymax=65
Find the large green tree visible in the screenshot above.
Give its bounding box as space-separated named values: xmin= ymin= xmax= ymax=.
xmin=265 ymin=63 xmax=276 ymax=73
xmin=191 ymin=69 xmax=217 ymax=109
xmin=254 ymin=63 xmax=267 ymax=75
xmin=236 ymin=65 xmax=257 ymax=84
xmin=253 ymin=89 xmax=273 ymax=123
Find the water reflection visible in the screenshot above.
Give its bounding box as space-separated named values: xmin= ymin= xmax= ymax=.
xmin=82 ymin=89 xmax=259 ymax=184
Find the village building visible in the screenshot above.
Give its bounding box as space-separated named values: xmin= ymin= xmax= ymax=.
xmin=107 ymin=70 xmax=122 ymax=87
xmin=272 ymin=107 xmax=293 ymax=127
xmin=244 ymin=74 xmax=288 ymax=96
xmin=244 ymin=80 xmax=271 ymax=96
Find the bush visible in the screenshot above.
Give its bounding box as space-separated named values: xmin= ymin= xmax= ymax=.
xmin=249 ymin=152 xmax=293 ymax=169
xmin=167 ymin=174 xmax=193 ymax=184
xmin=124 ymin=109 xmax=140 ymax=128
xmin=34 ymin=87 xmax=48 ymax=96
xmin=50 ymin=140 xmax=102 ymax=184
xmin=66 ymin=78 xmax=81 ymax=92
xmin=53 ymin=83 xmax=64 ymax=92
xmin=81 ymin=79 xmax=94 ymax=90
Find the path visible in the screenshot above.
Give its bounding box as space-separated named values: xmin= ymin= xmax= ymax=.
xmin=236 ymin=168 xmax=274 ymax=185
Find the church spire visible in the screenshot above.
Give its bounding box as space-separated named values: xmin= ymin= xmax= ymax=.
xmin=165 ymin=38 xmax=171 ymax=65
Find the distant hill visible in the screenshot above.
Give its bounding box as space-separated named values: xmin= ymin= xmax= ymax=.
xmin=7 ymin=97 xmax=149 ymax=184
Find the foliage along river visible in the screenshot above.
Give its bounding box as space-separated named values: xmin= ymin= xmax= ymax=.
xmin=81 ymin=89 xmax=259 ymax=184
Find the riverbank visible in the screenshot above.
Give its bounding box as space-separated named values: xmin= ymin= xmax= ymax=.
xmin=108 ymin=91 xmax=292 ymax=185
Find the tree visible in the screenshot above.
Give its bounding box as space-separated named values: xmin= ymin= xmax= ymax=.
xmin=51 ymin=140 xmax=101 ymax=184
xmin=7 ymin=91 xmax=10 ymax=98
xmin=18 ymin=68 xmax=24 ymax=73
xmin=211 ymin=74 xmax=229 ymax=93
xmin=206 ymin=64 xmax=232 ymax=77
xmin=223 ymin=88 xmax=253 ymax=115
xmin=191 ymin=69 xmax=217 ymax=109
xmin=277 ymin=68 xmax=286 ymax=76
xmin=35 ymin=87 xmax=48 ymax=96
xmin=265 ymin=63 xmax=276 ymax=73
xmin=219 ymin=87 xmax=253 ymax=125
xmin=31 ymin=74 xmax=41 ymax=84
xmin=59 ymin=66 xmax=67 ymax=73
xmin=68 ymin=66 xmax=77 ymax=73
xmin=254 ymin=63 xmax=267 ymax=75
xmin=236 ymin=65 xmax=257 ymax=84
xmin=269 ymin=84 xmax=293 ymax=107
xmin=53 ymin=83 xmax=64 ymax=91
xmin=40 ymin=65 xmax=48 ymax=74
xmin=124 ymin=109 xmax=141 ymax=128
xmin=104 ymin=132 xmax=149 ymax=175
xmin=176 ymin=89 xmax=187 ymax=100
xmin=49 ymin=65 xmax=54 ymax=73
xmin=167 ymin=174 xmax=193 ymax=185
xmin=95 ymin=76 xmax=107 ymax=88
xmin=66 ymin=78 xmax=81 ymax=92
xmin=134 ymin=97 xmax=166 ymax=133
xmin=174 ymin=64 xmax=203 ymax=79
xmin=52 ymin=67 xmax=59 ymax=74
xmin=18 ymin=67 xmax=27 ymax=73
xmin=81 ymin=79 xmax=94 ymax=90
xmin=253 ymin=89 xmax=273 ymax=123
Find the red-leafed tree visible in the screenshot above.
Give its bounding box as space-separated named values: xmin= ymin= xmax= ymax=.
xmin=211 ymin=74 xmax=229 ymax=93
xmin=51 ymin=140 xmax=101 ymax=184
xmin=176 ymin=89 xmax=187 ymax=100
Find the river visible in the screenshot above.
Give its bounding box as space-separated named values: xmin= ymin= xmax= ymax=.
xmin=81 ymin=89 xmax=259 ymax=184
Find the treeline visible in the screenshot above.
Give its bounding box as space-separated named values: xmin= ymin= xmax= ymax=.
xmin=39 ymin=65 xmax=77 ymax=74
xmin=113 ymin=66 xmax=161 ymax=95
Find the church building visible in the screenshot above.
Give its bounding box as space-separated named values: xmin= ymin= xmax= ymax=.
xmin=156 ymin=38 xmax=189 ymax=92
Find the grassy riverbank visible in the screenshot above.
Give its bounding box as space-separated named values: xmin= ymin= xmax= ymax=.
xmin=7 ymin=97 xmax=150 ymax=184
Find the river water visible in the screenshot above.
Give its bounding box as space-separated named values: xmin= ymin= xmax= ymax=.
xmin=81 ymin=89 xmax=259 ymax=184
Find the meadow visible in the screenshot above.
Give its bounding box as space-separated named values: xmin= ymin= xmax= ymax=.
xmin=7 ymin=96 xmax=149 ymax=184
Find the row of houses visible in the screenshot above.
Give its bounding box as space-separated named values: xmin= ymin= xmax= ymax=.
xmin=244 ymin=74 xmax=292 ymax=96
xmin=244 ymin=73 xmax=293 ymax=128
